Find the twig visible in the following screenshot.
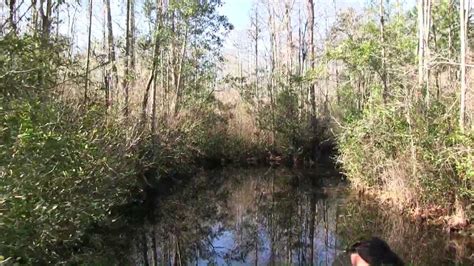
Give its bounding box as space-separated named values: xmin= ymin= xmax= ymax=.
xmin=431 ymin=61 xmax=474 ymax=68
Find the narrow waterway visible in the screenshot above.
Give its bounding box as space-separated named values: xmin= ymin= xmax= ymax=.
xmin=104 ymin=167 xmax=471 ymax=265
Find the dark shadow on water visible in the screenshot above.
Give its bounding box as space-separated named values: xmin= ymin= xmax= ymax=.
xmin=94 ymin=167 xmax=473 ymax=265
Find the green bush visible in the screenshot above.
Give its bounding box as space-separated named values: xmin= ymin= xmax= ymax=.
xmin=0 ymin=99 xmax=138 ymax=263
xmin=0 ymin=34 xmax=140 ymax=264
xmin=337 ymin=100 xmax=473 ymax=210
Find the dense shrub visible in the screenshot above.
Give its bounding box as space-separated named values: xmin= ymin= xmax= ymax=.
xmin=0 ymin=98 xmax=140 ymax=263
xmin=0 ymin=32 xmax=269 ymax=263
xmin=338 ymin=100 xmax=473 ymax=212
xmin=0 ymin=35 xmax=139 ymax=263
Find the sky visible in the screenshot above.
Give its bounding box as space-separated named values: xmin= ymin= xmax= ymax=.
xmin=0 ymin=0 xmax=418 ymax=51
xmin=217 ymin=0 xmax=418 ymax=50
xmin=217 ymin=0 xmax=394 ymax=31
xmin=217 ymin=0 xmax=421 ymax=26
xmin=217 ymin=0 xmax=374 ymax=49
xmin=218 ymin=0 xmax=254 ymax=30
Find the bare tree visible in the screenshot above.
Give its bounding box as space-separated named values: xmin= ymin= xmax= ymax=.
xmin=417 ymin=0 xmax=431 ymax=103
xmin=307 ymin=0 xmax=316 ymax=118
xmin=8 ymin=0 xmax=17 ymax=32
xmin=39 ymin=0 xmax=53 ymax=41
xmin=31 ymin=0 xmax=39 ymax=32
xmin=459 ymin=0 xmax=468 ymax=131
xmin=105 ymin=0 xmax=118 ymax=106
xmin=84 ymin=0 xmax=93 ymax=103
xmin=285 ymin=0 xmax=293 ymax=81
xmin=424 ymin=0 xmax=431 ymax=106
xmin=250 ymin=6 xmax=260 ymax=108
xmin=152 ymin=0 xmax=164 ymax=135
xmin=142 ymin=0 xmax=163 ymax=132
xmin=380 ymin=0 xmax=388 ymax=102
xmin=130 ymin=0 xmax=136 ymax=75
xmin=267 ymin=0 xmax=277 ymax=147
xmin=123 ymin=0 xmax=131 ymax=116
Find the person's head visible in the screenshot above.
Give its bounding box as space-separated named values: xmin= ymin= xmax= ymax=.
xmin=348 ymin=237 xmax=404 ymax=266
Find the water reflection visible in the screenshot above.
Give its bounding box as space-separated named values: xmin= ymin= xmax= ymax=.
xmin=125 ymin=167 xmax=472 ymax=266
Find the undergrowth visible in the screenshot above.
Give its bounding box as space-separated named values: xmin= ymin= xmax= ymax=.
xmin=338 ymin=99 xmax=473 ymax=224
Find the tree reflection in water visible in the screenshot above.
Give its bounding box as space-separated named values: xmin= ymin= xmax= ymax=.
xmin=124 ymin=167 xmax=472 ymax=266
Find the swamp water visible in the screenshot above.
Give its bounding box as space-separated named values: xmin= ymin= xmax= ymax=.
xmin=100 ymin=167 xmax=472 ymax=265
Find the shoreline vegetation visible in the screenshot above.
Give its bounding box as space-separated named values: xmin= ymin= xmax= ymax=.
xmin=0 ymin=0 xmax=472 ymax=264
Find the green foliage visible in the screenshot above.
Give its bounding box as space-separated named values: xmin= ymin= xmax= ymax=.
xmin=0 ymin=34 xmax=139 ymax=264
xmin=172 ymin=101 xmax=257 ymax=166
xmin=257 ymin=88 xmax=315 ymax=157
xmin=0 ymin=34 xmax=68 ymax=97
xmin=338 ymin=99 xmax=473 ymax=208
xmin=333 ymin=3 xmax=472 ymax=216
xmin=0 ymin=99 xmax=138 ymax=264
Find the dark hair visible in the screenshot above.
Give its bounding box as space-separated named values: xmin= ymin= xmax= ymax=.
xmin=348 ymin=237 xmax=405 ymax=266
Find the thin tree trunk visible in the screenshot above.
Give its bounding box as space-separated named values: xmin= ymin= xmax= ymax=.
xmin=253 ymin=8 xmax=259 ymax=109
xmin=141 ymin=71 xmax=155 ymax=129
xmin=448 ymin=1 xmax=454 ymax=87
xmin=31 ymin=0 xmax=38 ymax=33
xmin=8 ymin=0 xmax=17 ymax=32
xmin=268 ymin=1 xmax=277 ymax=148
xmin=143 ymin=0 xmax=162 ymax=132
xmin=418 ymin=0 xmax=431 ymax=104
xmin=123 ymin=0 xmax=131 ymax=117
xmin=102 ymin=4 xmax=108 ymax=111
xmin=298 ymin=7 xmax=305 ymax=119
xmin=459 ymin=0 xmax=467 ymax=131
xmin=130 ymin=0 xmax=136 ymax=76
xmin=84 ymin=0 xmax=93 ymax=104
xmin=105 ymin=0 xmax=118 ymax=106
xmin=285 ymin=0 xmax=293 ymax=83
xmin=39 ymin=0 xmax=53 ymax=42
xmin=173 ymin=25 xmax=189 ymax=116
xmin=152 ymin=0 xmax=164 ymax=135
xmin=307 ymin=0 xmax=316 ymax=125
xmin=417 ymin=0 xmax=425 ymax=98
xmin=424 ymin=0 xmax=431 ymax=106
xmin=380 ymin=0 xmax=388 ymax=102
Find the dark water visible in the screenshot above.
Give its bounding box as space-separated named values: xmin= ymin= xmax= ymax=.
xmin=110 ymin=167 xmax=472 ymax=265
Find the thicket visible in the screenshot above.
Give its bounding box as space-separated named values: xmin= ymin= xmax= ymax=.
xmin=0 ymin=34 xmax=257 ymax=264
xmin=2 ymin=0 xmax=473 ymax=263
xmin=329 ymin=2 xmax=473 ymax=226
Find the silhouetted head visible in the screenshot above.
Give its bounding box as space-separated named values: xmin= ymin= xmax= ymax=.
xmin=348 ymin=237 xmax=404 ymax=266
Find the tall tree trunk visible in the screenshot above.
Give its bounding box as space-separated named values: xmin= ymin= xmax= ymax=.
xmin=298 ymin=7 xmax=305 ymax=119
xmin=130 ymin=0 xmax=136 ymax=76
xmin=39 ymin=0 xmax=53 ymax=42
xmin=8 ymin=0 xmax=17 ymax=32
xmin=268 ymin=0 xmax=277 ymax=148
xmin=253 ymin=7 xmax=259 ymax=109
xmin=152 ymin=0 xmax=163 ymax=136
xmin=142 ymin=0 xmax=162 ymax=132
xmin=105 ymin=0 xmax=118 ymax=106
xmin=417 ymin=0 xmax=431 ymax=103
xmin=123 ymin=0 xmax=131 ymax=117
xmin=380 ymin=0 xmax=388 ymax=102
xmin=424 ymin=0 xmax=432 ymax=106
xmin=417 ymin=0 xmax=425 ymax=98
xmin=31 ymin=0 xmax=38 ymax=33
xmin=173 ymin=25 xmax=188 ymax=117
xmin=84 ymin=0 xmax=93 ymax=104
xmin=102 ymin=3 xmax=108 ymax=111
xmin=285 ymin=0 xmax=293 ymax=83
xmin=459 ymin=0 xmax=467 ymax=131
xmin=307 ymin=0 xmax=316 ymax=121
xmin=448 ymin=1 xmax=454 ymax=87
